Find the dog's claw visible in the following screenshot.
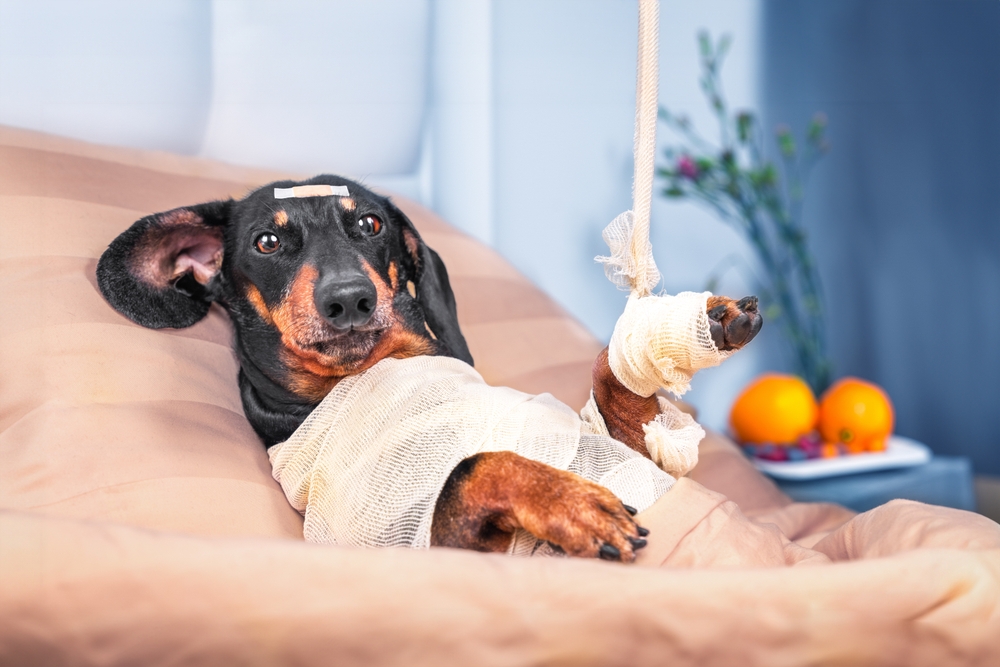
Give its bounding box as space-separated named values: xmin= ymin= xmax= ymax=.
xmin=708 ymin=304 xmax=728 ymax=321
xmin=599 ymin=543 xmax=622 ymax=560
xmin=737 ymin=295 xmax=758 ymax=312
xmin=545 ymin=541 xmax=566 ymax=555
xmin=627 ymin=537 xmax=648 ymax=550
xmin=623 ymin=504 xmax=637 ymax=516
xmin=637 ymin=526 xmax=650 ymax=537
xmin=709 ymin=320 xmax=726 ymax=350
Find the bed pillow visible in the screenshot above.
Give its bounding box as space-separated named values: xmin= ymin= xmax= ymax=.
xmin=0 ymin=125 xmax=602 ymax=538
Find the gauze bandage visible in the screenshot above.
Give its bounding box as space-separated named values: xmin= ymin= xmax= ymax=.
xmin=581 ymin=389 xmax=704 ymax=478
xmin=608 ymin=291 xmax=733 ymax=399
xmin=643 ymin=397 xmax=705 ymax=477
xmin=269 ymin=356 xmax=675 ymax=554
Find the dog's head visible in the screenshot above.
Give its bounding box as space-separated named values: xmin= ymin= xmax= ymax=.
xmin=97 ymin=175 xmax=472 ymax=442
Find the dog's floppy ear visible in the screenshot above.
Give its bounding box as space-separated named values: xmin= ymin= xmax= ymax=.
xmin=389 ymin=202 xmax=474 ymax=366
xmin=97 ymin=200 xmax=232 ymax=329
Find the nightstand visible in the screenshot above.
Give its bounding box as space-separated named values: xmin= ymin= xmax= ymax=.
xmin=773 ymin=456 xmax=976 ymax=513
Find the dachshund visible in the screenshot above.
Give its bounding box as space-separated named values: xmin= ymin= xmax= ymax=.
xmin=97 ymin=175 xmax=761 ymax=563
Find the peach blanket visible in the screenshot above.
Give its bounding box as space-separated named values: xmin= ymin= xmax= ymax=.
xmin=4 ymin=435 xmax=999 ymax=667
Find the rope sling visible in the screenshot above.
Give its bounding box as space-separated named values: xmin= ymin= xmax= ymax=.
xmin=269 ymin=0 xmax=733 ymax=552
xmin=599 ymin=0 xmax=733 ymax=468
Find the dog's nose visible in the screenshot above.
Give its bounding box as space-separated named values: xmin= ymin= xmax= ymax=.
xmin=314 ymin=275 xmax=377 ymax=330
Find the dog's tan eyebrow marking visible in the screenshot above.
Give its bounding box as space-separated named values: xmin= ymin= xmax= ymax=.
xmin=339 ymin=197 xmax=356 ymax=212
xmin=246 ymin=284 xmax=274 ymax=325
xmin=360 ymin=259 xmax=391 ymax=301
xmin=274 ymin=210 xmax=289 ymax=227
xmin=388 ymin=262 xmax=399 ymax=290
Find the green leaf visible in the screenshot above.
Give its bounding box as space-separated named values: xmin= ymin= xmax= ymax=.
xmin=748 ymin=164 xmax=777 ymax=188
xmin=775 ymin=125 xmax=795 ymax=158
xmin=716 ymin=34 xmax=732 ymax=61
xmin=698 ymin=31 xmax=711 ymax=59
xmin=720 ymin=149 xmax=736 ymax=165
xmin=736 ymin=111 xmax=753 ymax=142
xmin=807 ymin=112 xmax=828 ymax=143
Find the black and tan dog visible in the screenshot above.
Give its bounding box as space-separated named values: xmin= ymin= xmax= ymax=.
xmin=98 ymin=175 xmax=761 ymax=563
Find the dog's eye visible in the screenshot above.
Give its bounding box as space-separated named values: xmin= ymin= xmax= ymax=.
xmin=254 ymin=233 xmax=280 ymax=254
xmin=358 ymin=215 xmax=382 ymax=237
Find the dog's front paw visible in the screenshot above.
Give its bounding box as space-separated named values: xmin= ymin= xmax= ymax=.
xmin=513 ymin=469 xmax=649 ymax=563
xmin=707 ymin=295 xmax=763 ymax=351
xmin=432 ymin=452 xmax=649 ymax=561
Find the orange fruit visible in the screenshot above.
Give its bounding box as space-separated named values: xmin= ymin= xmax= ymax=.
xmin=730 ymin=374 xmax=819 ymax=444
xmin=818 ymin=378 xmax=894 ymax=452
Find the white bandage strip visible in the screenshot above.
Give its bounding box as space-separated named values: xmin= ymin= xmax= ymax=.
xmin=581 ymin=390 xmax=703 ymax=478
xmin=274 ymin=185 xmax=350 ymax=199
xmin=643 ymin=397 xmax=704 ymax=478
xmin=608 ymin=292 xmax=732 ymax=398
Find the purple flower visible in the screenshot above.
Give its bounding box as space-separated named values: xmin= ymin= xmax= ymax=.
xmin=677 ymin=155 xmax=699 ymax=180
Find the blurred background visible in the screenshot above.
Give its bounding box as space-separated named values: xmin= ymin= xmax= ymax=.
xmin=1 ymin=1 xmax=997 ymax=499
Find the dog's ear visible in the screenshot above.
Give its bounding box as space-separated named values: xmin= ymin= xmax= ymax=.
xmin=416 ymin=244 xmax=475 ymax=366
xmin=96 ymin=200 xmax=232 ymax=329
xmin=388 ymin=201 xmax=474 ymax=366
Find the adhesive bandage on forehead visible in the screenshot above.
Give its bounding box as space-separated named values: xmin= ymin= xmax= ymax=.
xmin=274 ymin=185 xmax=350 ymax=199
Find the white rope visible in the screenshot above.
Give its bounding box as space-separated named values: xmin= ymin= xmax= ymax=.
xmin=630 ymin=0 xmax=660 ymax=298
xmin=595 ymin=1 xmax=661 ymax=295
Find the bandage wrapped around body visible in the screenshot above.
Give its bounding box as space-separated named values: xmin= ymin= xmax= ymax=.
xmin=269 ymin=356 xmax=675 ymax=553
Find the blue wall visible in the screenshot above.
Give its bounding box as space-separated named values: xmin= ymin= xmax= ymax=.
xmin=763 ymin=0 xmax=1000 ymax=474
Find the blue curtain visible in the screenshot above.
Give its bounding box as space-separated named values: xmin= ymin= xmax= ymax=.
xmin=762 ymin=0 xmax=1000 ymax=474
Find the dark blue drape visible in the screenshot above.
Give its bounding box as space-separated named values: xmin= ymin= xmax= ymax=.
xmin=762 ymin=0 xmax=1000 ymax=474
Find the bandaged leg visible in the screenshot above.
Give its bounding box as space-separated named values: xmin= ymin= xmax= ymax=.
xmin=608 ymin=291 xmax=732 ymax=398
xmin=595 ymin=291 xmax=733 ymax=477
xmin=583 ymin=389 xmax=704 ymax=478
